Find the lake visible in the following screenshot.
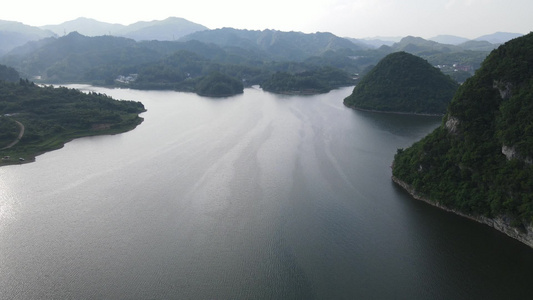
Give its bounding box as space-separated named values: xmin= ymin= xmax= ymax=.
xmin=0 ymin=86 xmax=532 ymax=299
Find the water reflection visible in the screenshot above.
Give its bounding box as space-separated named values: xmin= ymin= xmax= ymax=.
xmin=349 ymin=109 xmax=442 ymax=137
xmin=0 ymin=171 xmax=16 ymax=229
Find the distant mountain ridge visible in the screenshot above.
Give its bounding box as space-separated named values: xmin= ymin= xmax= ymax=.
xmin=41 ymin=17 xmax=125 ymax=36
xmin=120 ymin=17 xmax=209 ymax=41
xmin=0 ymin=16 xmax=524 ymax=54
xmin=429 ymin=35 xmax=470 ymax=45
xmin=425 ymin=32 xmax=523 ymax=45
xmin=179 ymin=28 xmax=363 ymax=61
xmin=389 ymin=35 xmax=500 ymax=53
xmin=0 ymin=20 xmax=55 ymax=55
xmin=357 ymin=33 xmax=523 ymax=49
xmin=41 ymin=17 xmax=208 ymax=41
xmin=474 ymin=32 xmax=524 ymax=44
xmin=0 ymin=16 xmax=525 ymax=96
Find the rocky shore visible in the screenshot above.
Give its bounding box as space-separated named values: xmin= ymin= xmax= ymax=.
xmin=392 ymin=176 xmax=533 ymax=249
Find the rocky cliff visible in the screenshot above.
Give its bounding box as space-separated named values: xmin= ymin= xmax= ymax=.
xmin=392 ymin=176 xmax=533 ymax=248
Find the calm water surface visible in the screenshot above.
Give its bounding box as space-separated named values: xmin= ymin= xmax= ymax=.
xmin=0 ymin=86 xmax=532 ymax=299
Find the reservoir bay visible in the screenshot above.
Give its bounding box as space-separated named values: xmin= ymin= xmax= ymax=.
xmin=0 ymin=86 xmax=532 ymax=299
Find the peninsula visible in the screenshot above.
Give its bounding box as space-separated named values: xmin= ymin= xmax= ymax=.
xmin=0 ymin=74 xmax=145 ymax=166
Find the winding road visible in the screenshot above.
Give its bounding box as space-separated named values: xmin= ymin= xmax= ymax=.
xmin=1 ymin=120 xmax=25 ymax=150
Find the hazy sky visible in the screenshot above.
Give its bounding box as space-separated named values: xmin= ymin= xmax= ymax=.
xmin=1 ymin=0 xmax=531 ymax=39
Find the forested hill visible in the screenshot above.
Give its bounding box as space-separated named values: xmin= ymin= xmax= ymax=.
xmin=392 ymin=32 xmax=533 ymax=247
xmin=344 ymin=51 xmax=459 ymax=114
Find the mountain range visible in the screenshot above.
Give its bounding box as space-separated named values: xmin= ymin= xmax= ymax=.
xmin=427 ymin=33 xmax=523 ymax=45
xmin=0 ymin=16 xmax=527 ymax=97
xmin=0 ymin=17 xmax=525 ymax=55
xmin=0 ymin=17 xmax=208 ymax=56
xmin=0 ymin=20 xmax=55 ymax=55
xmin=41 ymin=17 xmax=208 ymax=41
xmin=179 ymin=28 xmax=363 ymax=61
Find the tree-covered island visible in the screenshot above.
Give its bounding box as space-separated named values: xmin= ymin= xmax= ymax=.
xmin=344 ymin=51 xmax=459 ymax=115
xmin=0 ymin=70 xmax=145 ymax=166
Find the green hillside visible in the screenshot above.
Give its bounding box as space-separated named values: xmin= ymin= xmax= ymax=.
xmin=392 ymin=33 xmax=533 ymax=246
xmin=344 ymin=51 xmax=459 ymax=114
xmin=0 ymin=74 xmax=145 ymax=165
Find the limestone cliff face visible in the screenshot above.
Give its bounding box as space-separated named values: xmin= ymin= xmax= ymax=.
xmin=502 ymin=145 xmax=533 ymax=164
xmin=392 ymin=176 xmax=533 ymax=248
xmin=493 ymin=80 xmax=513 ymax=100
xmin=444 ymin=116 xmax=460 ymax=135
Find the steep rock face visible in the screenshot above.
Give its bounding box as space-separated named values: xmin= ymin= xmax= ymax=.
xmin=392 ymin=33 xmax=533 ymax=248
xmin=343 ymin=51 xmax=459 ymax=114
xmin=392 ymin=176 xmax=533 ymax=248
xmin=445 ymin=116 xmax=460 ymax=135
xmin=493 ymin=80 xmax=513 ymax=100
xmin=502 ymin=145 xmax=533 ymax=164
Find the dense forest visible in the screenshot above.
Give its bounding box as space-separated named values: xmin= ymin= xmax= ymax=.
xmin=0 ymin=72 xmax=145 ymax=164
xmin=392 ymin=33 xmax=533 ymax=239
xmin=0 ymin=64 xmax=19 ymax=82
xmin=344 ymin=52 xmax=459 ymax=114
xmin=195 ymin=71 xmax=244 ymax=97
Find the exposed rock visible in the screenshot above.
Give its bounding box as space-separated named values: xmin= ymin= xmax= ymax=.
xmin=502 ymin=145 xmax=517 ymax=160
xmin=493 ymin=80 xmax=513 ymax=100
xmin=392 ymin=176 xmax=533 ymax=248
xmin=502 ymin=144 xmax=533 ymax=164
xmin=445 ymin=116 xmax=460 ymax=134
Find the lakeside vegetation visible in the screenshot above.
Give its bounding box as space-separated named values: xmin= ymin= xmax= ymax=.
xmin=344 ymin=52 xmax=459 ymax=114
xmin=0 ymin=75 xmax=145 ymax=165
xmin=195 ymin=71 xmax=244 ymax=97
xmin=392 ymin=33 xmax=533 ymax=231
xmin=261 ymin=67 xmax=355 ymax=94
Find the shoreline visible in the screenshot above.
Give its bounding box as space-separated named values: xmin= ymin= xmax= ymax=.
xmin=344 ymin=103 xmax=445 ymax=117
xmin=0 ymin=119 xmax=143 ymax=168
xmin=392 ymin=175 xmax=533 ymax=249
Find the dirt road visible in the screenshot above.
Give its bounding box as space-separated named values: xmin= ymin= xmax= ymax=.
xmin=1 ymin=120 xmax=25 ymax=150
